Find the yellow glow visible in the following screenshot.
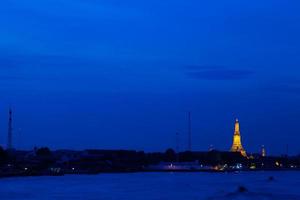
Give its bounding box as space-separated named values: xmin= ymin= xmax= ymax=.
xmin=250 ymin=163 xmax=256 ymax=169
xmin=230 ymin=119 xmax=247 ymax=157
xmin=235 ymin=119 xmax=240 ymax=132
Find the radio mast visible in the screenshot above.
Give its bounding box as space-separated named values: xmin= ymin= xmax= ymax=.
xmin=188 ymin=112 xmax=192 ymax=151
xmin=7 ymin=107 xmax=13 ymax=150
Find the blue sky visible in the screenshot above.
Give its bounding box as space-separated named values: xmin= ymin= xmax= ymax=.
xmin=0 ymin=0 xmax=300 ymax=155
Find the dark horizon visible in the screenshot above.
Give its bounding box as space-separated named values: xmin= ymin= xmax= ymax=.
xmin=1 ymin=1 xmax=300 ymax=155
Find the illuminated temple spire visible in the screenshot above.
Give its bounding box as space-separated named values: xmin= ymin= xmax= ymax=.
xmin=230 ymin=119 xmax=247 ymax=157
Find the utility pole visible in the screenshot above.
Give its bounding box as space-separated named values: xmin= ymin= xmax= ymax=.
xmin=7 ymin=107 xmax=13 ymax=150
xmin=188 ymin=112 xmax=192 ymax=151
xmin=176 ymin=132 xmax=179 ymax=153
xmin=176 ymin=132 xmax=180 ymax=162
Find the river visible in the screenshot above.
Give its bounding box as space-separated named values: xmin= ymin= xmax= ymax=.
xmin=0 ymin=171 xmax=299 ymax=199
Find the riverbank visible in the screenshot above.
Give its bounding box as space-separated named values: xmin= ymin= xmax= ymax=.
xmin=1 ymin=168 xmax=300 ymax=179
xmin=0 ymin=148 xmax=299 ymax=179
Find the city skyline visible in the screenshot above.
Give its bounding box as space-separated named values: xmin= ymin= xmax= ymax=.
xmin=0 ymin=108 xmax=282 ymax=157
xmin=1 ymin=1 xmax=300 ymax=155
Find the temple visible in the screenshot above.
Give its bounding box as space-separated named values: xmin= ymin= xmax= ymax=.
xmin=230 ymin=119 xmax=247 ymax=157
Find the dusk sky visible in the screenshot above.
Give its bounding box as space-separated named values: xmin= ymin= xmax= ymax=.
xmin=0 ymin=0 xmax=300 ymax=155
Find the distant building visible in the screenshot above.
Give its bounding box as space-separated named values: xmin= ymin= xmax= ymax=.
xmin=147 ymin=161 xmax=207 ymax=171
xmin=261 ymin=145 xmax=266 ymax=157
xmin=230 ymin=119 xmax=247 ymax=157
xmin=208 ymin=144 xmax=214 ymax=151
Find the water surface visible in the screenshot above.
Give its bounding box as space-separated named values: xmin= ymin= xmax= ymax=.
xmin=0 ymin=171 xmax=299 ymax=200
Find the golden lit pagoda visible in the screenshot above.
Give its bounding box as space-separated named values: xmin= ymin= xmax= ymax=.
xmin=230 ymin=119 xmax=247 ymax=157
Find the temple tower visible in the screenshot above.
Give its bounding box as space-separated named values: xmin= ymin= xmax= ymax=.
xmin=230 ymin=119 xmax=247 ymax=157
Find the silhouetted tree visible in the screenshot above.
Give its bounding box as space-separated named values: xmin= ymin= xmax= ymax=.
xmin=164 ymin=148 xmax=176 ymax=162
xmin=0 ymin=146 xmax=7 ymax=163
xmin=179 ymin=151 xmax=194 ymax=162
xmin=35 ymin=147 xmax=52 ymax=157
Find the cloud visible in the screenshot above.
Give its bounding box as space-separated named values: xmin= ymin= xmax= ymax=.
xmin=266 ymin=83 xmax=300 ymax=95
xmin=0 ymin=54 xmax=92 ymax=69
xmin=184 ymin=66 xmax=254 ymax=81
xmin=0 ymin=75 xmax=27 ymax=81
